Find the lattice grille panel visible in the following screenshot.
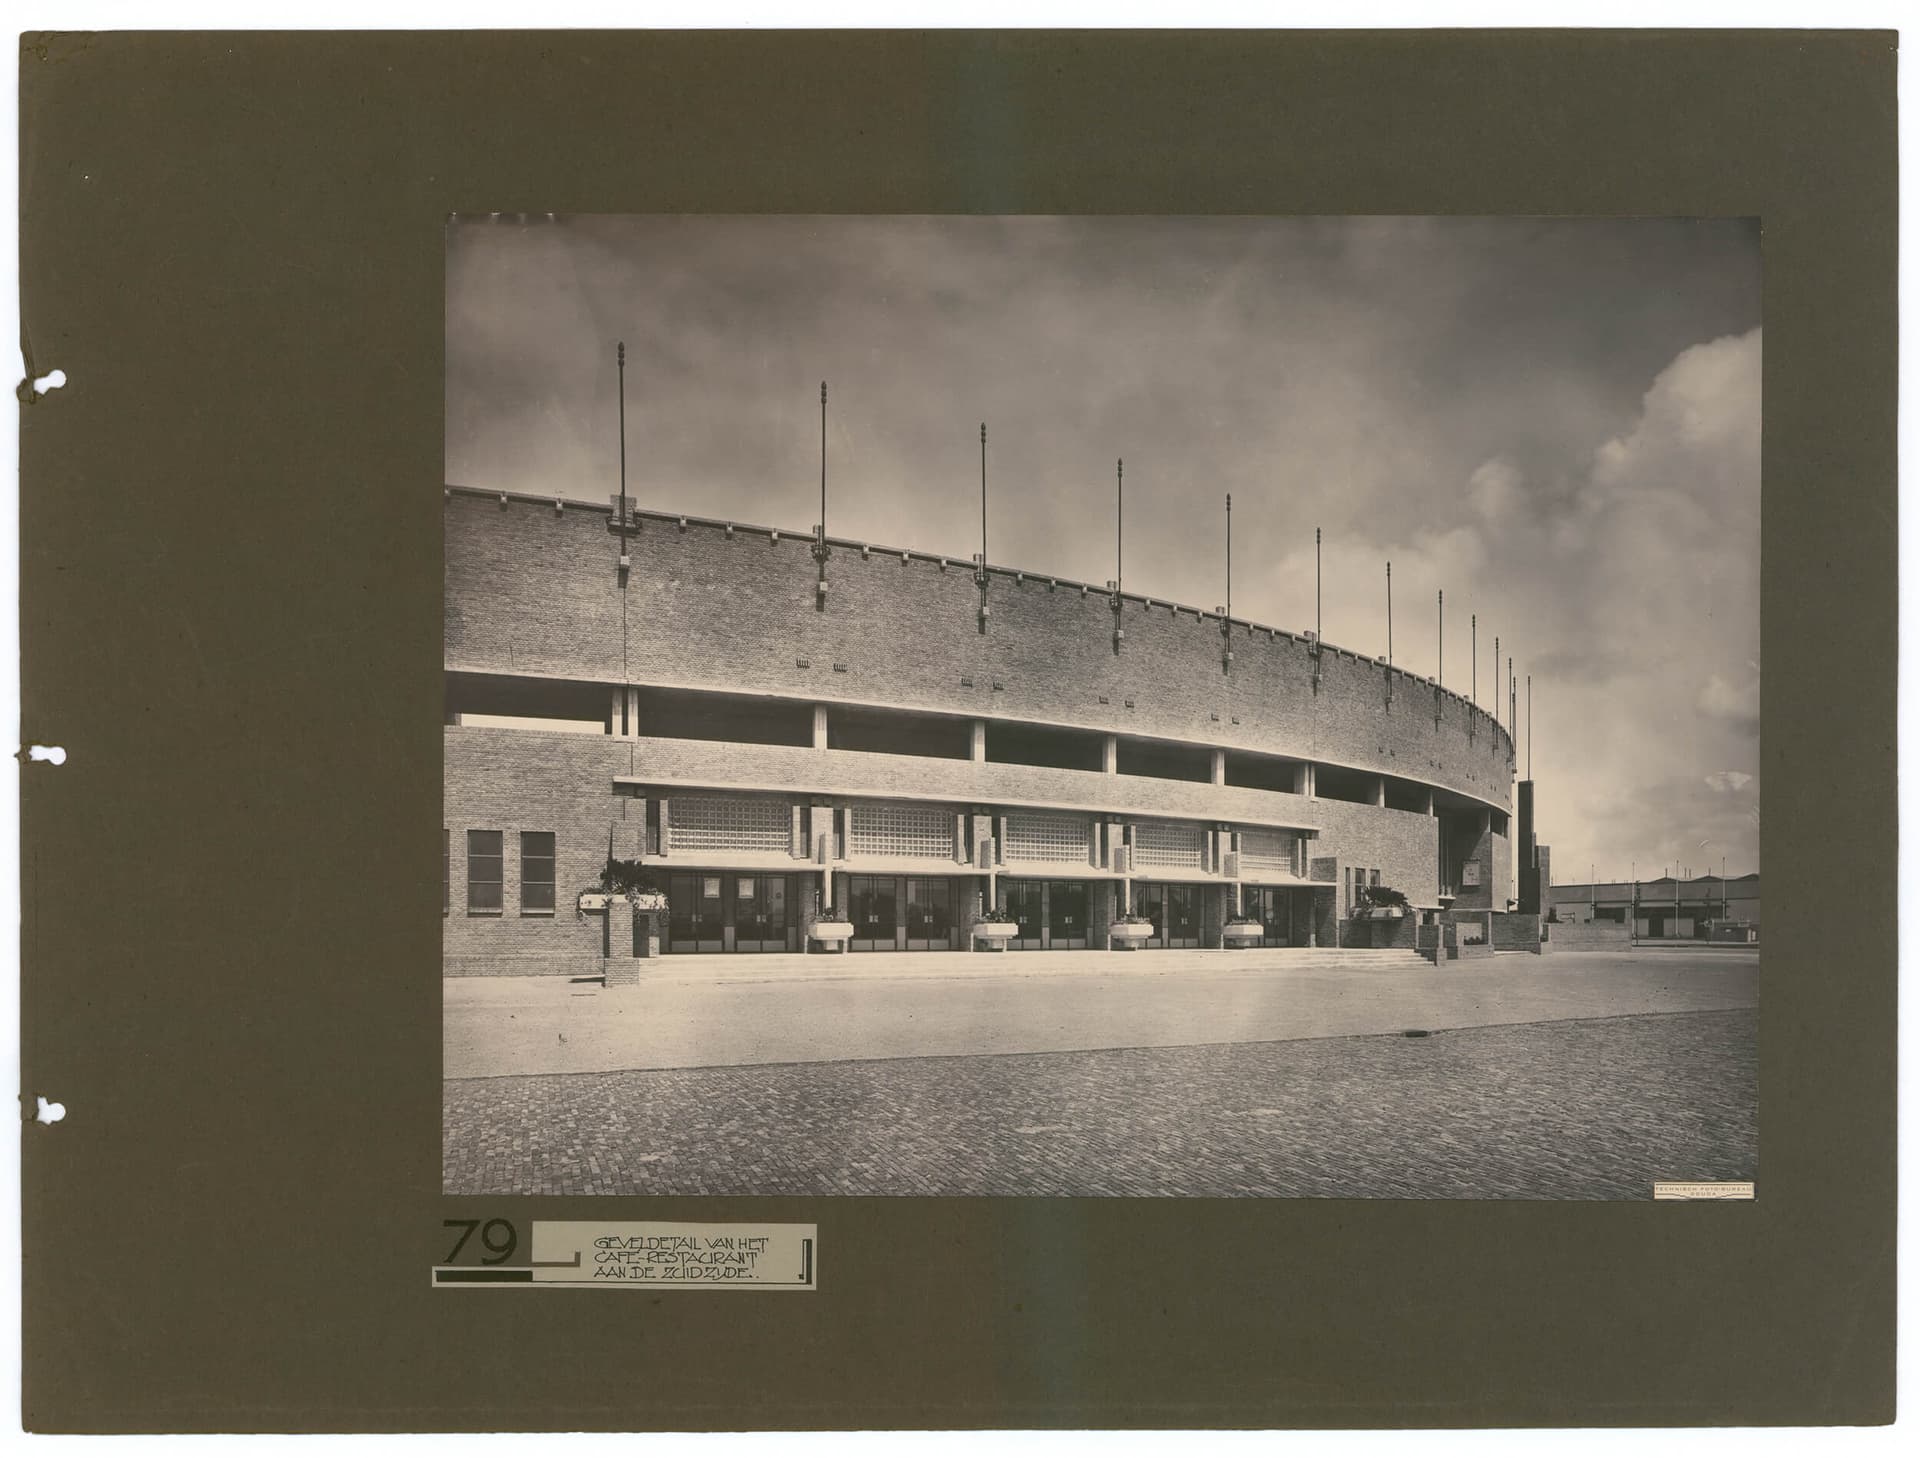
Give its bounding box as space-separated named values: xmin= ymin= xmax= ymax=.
xmin=1004 ymin=813 xmax=1092 ymax=864
xmin=1134 ymin=821 xmax=1204 ymax=868
xmin=1240 ymin=829 xmax=1298 ymax=872
xmin=670 ymin=795 xmax=791 ymax=853
xmin=850 ymin=803 xmax=955 ymax=859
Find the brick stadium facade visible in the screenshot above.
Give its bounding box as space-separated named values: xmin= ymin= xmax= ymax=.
xmin=444 ymin=487 xmax=1516 ymax=974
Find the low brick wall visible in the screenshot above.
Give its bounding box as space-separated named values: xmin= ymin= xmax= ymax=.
xmin=1491 ymin=911 xmax=1542 ymax=953
xmin=1447 ymin=909 xmax=1492 ymax=947
xmin=1455 ymin=940 xmax=1496 ymax=960
xmin=1342 ymin=914 xmax=1417 ymax=949
xmin=1544 ymin=922 xmax=1634 ymax=952
xmin=446 ymin=953 xmax=603 ymax=978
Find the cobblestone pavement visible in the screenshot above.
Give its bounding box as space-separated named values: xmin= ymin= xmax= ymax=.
xmin=444 ymin=1008 xmax=1757 ymax=1199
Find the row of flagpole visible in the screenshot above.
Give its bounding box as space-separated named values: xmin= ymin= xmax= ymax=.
xmin=621 ymin=353 xmax=1535 ymax=769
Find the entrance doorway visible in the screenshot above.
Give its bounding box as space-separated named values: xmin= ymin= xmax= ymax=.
xmin=1004 ymin=881 xmax=1044 ymax=950
xmin=666 ymin=872 xmax=725 ymax=953
xmin=1046 ymin=881 xmax=1089 ymax=949
xmin=732 ymin=874 xmax=790 ymax=953
xmin=848 ymin=875 xmax=898 ymax=952
xmin=1137 ymin=881 xmax=1201 ymax=949
xmin=904 ymin=877 xmax=956 ymax=951
xmin=1244 ymin=885 xmax=1295 ymax=947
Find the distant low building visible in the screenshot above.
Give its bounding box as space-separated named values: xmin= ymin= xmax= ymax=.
xmin=1548 ymin=873 xmax=1759 ymax=941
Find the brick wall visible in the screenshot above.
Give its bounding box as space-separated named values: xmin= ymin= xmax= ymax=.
xmin=1490 ymin=911 xmax=1542 ymax=952
xmin=1309 ymin=797 xmax=1445 ymax=909
xmin=446 ymin=492 xmax=1514 ymax=810
xmin=622 ymin=734 xmax=1318 ymax=831
xmin=443 ymin=728 xmax=634 ymax=976
xmin=1544 ymin=922 xmax=1634 ymax=952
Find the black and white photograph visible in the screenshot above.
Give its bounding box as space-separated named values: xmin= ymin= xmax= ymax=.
xmin=441 ymin=213 xmax=1761 ymax=1200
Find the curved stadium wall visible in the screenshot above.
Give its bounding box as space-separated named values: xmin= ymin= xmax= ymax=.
xmin=444 ymin=488 xmax=1516 ymax=973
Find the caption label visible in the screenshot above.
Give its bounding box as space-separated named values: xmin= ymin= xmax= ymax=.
xmin=435 ymin=1220 xmax=817 ymax=1289
xmin=1653 ymin=1181 xmax=1755 ymax=1200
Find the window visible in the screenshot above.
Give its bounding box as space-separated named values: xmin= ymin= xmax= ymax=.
xmin=1134 ymin=821 xmax=1205 ymax=869
xmin=520 ymin=831 xmax=555 ymax=914
xmin=849 ymin=803 xmax=955 ymax=860
xmin=466 ymin=830 xmax=502 ymax=913
xmin=443 ymin=829 xmax=450 ymax=915
xmin=671 ymin=795 xmax=789 ymax=853
xmin=1004 ymin=813 xmax=1093 ymax=864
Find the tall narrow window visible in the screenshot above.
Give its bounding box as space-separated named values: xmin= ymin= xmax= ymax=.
xmin=467 ymin=830 xmax=503 ymax=913
xmin=520 ymin=831 xmax=556 ymax=914
xmin=443 ymin=828 xmax=450 ymax=915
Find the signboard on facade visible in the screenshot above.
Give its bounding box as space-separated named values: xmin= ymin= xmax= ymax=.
xmin=1462 ymin=863 xmax=1483 ymax=887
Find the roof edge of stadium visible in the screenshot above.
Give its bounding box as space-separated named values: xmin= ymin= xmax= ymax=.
xmin=444 ymin=482 xmax=1514 ymax=741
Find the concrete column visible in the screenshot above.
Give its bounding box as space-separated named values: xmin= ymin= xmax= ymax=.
xmin=812 ymin=704 xmax=829 ymax=750
xmin=808 ymin=803 xmax=835 ymax=864
xmin=1304 ymin=764 xmax=1317 ymax=799
xmin=609 ymin=686 xmax=626 ymax=736
xmin=1424 ymin=788 xmax=1436 ymax=816
xmin=1102 ymin=734 xmax=1118 ymax=774
xmin=970 ymin=719 xmax=987 ymax=762
xmin=1294 ymin=762 xmax=1310 ymax=795
xmin=969 ymin=812 xmax=995 ymax=865
xmin=1210 ymin=747 xmax=1226 ymax=785
xmin=1373 ymin=777 xmax=1387 ymax=808
xmin=625 ymin=686 xmax=641 ymax=737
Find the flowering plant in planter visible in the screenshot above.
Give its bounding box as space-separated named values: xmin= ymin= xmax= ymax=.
xmin=806 ymin=901 xmax=855 ymax=944
xmin=970 ymin=903 xmax=1019 ymax=950
xmin=1223 ymin=910 xmax=1266 ymax=944
xmin=1355 ymin=885 xmax=1410 ymax=919
xmin=579 ymin=857 xmax=667 ymax=915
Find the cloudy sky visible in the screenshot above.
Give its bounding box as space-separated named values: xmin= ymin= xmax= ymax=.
xmin=447 ymin=215 xmax=1761 ymax=883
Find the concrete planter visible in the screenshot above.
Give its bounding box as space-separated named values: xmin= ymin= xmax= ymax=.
xmin=1108 ymin=920 xmax=1154 ymax=949
xmin=971 ymin=920 xmax=1019 ymax=952
xmin=1362 ymin=906 xmax=1407 ymax=920
xmin=807 ymin=920 xmax=855 ymax=952
xmin=1222 ymin=918 xmax=1266 ymax=946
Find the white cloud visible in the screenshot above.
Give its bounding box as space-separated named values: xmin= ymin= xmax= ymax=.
xmin=1466 ymin=458 xmax=1522 ymax=521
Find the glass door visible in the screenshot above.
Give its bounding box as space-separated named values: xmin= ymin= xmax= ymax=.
xmin=1046 ymin=881 xmax=1089 ymax=949
xmin=849 ymin=875 xmax=898 ymax=952
xmin=1005 ymin=881 xmax=1043 ymax=950
xmin=1163 ymin=884 xmax=1201 ymax=948
xmin=733 ymin=874 xmax=788 ymax=953
xmin=904 ymin=877 xmax=954 ymax=951
xmin=667 ymin=872 xmax=725 ymax=953
xmin=1135 ymin=882 xmax=1168 ymax=947
xmin=1251 ymin=885 xmax=1293 ymax=947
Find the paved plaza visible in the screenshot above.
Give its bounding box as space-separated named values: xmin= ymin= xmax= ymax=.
xmin=443 ymin=948 xmax=1758 ymax=1199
